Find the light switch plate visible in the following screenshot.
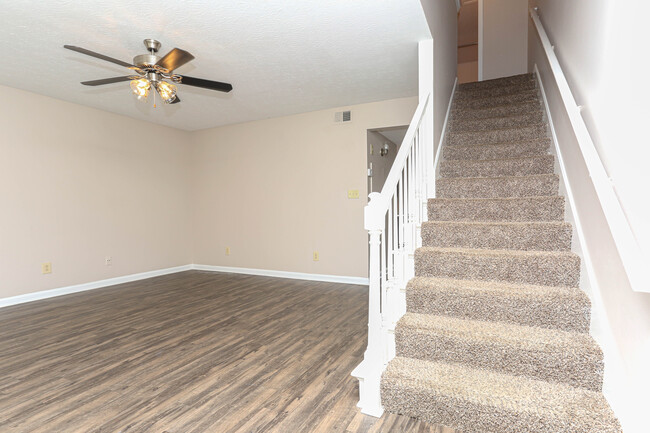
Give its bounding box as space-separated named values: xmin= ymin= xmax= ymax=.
xmin=347 ymin=189 xmax=359 ymax=199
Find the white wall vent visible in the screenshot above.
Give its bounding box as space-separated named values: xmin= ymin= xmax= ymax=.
xmin=334 ymin=110 xmax=352 ymax=123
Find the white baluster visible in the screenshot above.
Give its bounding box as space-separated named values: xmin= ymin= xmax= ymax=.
xmin=352 ymin=94 xmax=431 ymax=418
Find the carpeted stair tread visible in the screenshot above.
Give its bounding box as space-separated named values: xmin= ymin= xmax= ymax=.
xmin=457 ymin=73 xmax=535 ymax=91
xmin=415 ymin=247 xmax=580 ymax=287
xmin=447 ymin=124 xmax=547 ymax=146
xmin=451 ymin=101 xmax=542 ymax=122
xmin=443 ymin=139 xmax=551 ymax=160
xmin=449 ymin=111 xmax=544 ymax=132
xmin=428 ymin=196 xmax=565 ymax=222
xmin=395 ymin=313 xmax=603 ymax=390
xmin=421 ymin=221 xmax=572 ymax=251
xmin=440 ymin=155 xmax=555 ymax=178
xmin=380 ymin=72 xmax=620 ymax=430
xmin=406 ymin=276 xmax=591 ymax=333
xmin=452 ymin=89 xmax=539 ymax=110
xmin=381 ymin=357 xmax=622 ymax=433
xmin=436 ymin=174 xmax=559 ymax=198
xmin=454 ymin=80 xmax=537 ymax=101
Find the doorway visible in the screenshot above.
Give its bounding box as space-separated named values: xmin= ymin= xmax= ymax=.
xmin=367 ymin=126 xmax=408 ymax=195
xmin=458 ymin=0 xmax=479 ymax=83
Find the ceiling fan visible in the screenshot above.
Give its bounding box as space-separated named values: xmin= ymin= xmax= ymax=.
xmin=64 ymin=39 xmax=233 ymax=105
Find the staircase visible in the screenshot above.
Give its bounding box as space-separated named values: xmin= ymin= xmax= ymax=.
xmin=379 ymin=74 xmax=622 ymax=432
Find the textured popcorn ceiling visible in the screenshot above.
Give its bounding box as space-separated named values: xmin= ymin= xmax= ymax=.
xmin=0 ymin=0 xmax=431 ymax=131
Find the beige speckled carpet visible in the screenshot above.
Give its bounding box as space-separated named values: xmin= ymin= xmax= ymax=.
xmin=380 ymin=73 xmax=622 ymax=432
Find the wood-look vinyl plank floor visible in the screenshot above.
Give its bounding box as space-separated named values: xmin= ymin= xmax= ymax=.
xmin=0 ymin=271 xmax=458 ymax=433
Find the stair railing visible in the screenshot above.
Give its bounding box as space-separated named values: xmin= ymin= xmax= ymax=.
xmin=352 ymin=93 xmax=432 ymax=417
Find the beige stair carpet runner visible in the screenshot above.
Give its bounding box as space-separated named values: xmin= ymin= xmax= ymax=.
xmin=379 ymin=73 xmax=622 ymax=432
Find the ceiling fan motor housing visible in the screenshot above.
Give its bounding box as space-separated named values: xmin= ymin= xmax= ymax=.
xmin=133 ymin=53 xmax=160 ymax=68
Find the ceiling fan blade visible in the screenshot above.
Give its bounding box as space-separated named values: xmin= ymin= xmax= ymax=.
xmin=64 ymin=45 xmax=133 ymax=68
xmin=156 ymin=48 xmax=195 ymax=72
xmin=81 ymin=76 xmax=133 ymax=86
xmin=170 ymin=95 xmax=181 ymax=104
xmin=178 ymin=76 xmax=233 ymax=93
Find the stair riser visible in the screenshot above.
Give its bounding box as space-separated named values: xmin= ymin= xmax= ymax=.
xmin=436 ymin=176 xmax=559 ymax=199
xmin=449 ymin=113 xmax=544 ymax=132
xmin=451 ymin=102 xmax=542 ymax=122
xmin=453 ymin=91 xmax=538 ymax=110
xmin=421 ymin=222 xmax=572 ymax=251
xmin=428 ymin=197 xmax=565 ymax=222
xmin=415 ymin=250 xmax=580 ymax=287
xmin=458 ymin=73 xmax=535 ymax=91
xmin=406 ymin=285 xmax=590 ymax=333
xmin=443 ymin=140 xmax=550 ymax=160
xmin=455 ymin=80 xmax=537 ymax=101
xmin=447 ymin=125 xmax=547 ymax=146
xmin=440 ymin=156 xmax=554 ymax=178
xmin=380 ymin=379 xmax=618 ymax=433
xmin=395 ymin=329 xmax=603 ymax=391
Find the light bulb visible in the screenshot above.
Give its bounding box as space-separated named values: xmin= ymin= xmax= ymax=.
xmin=156 ymin=81 xmax=177 ymax=103
xmin=130 ymin=78 xmax=151 ymax=100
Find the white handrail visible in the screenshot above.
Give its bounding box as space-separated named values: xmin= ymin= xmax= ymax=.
xmin=530 ymin=8 xmax=648 ymax=293
xmin=351 ymin=93 xmax=432 ymax=417
xmin=365 ymin=94 xmax=431 ymax=231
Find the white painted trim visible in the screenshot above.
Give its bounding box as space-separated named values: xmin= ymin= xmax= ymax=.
xmin=477 ymin=0 xmax=484 ymax=81
xmin=192 ymin=264 xmax=368 ymax=285
xmin=0 ymin=264 xmax=368 ymax=310
xmin=0 ymin=265 xmax=193 ymax=309
xmin=530 ymin=8 xmax=647 ymax=292
xmin=432 ymin=77 xmax=458 ymax=197
xmin=454 ymin=0 xmax=461 ymax=13
xmin=534 ymin=63 xmax=636 ymax=433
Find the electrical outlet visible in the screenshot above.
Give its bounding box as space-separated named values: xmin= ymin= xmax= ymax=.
xmin=225 ymin=247 xmax=231 ymax=256
xmin=42 ymin=262 xmax=52 ymax=274
xmin=313 ymin=251 xmax=319 ymax=261
xmin=347 ymin=189 xmax=359 ymax=199
xmin=105 ymin=256 xmax=112 ymax=266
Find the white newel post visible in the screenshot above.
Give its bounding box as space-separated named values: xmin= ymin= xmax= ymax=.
xmin=351 ymin=194 xmax=386 ymax=417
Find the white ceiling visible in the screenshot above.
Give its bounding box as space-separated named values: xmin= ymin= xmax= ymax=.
xmin=0 ymin=0 xmax=431 ymax=131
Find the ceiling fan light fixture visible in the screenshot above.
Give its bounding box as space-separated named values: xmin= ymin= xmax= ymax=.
xmin=66 ymin=39 xmax=234 ymax=107
xmin=130 ymin=77 xmax=151 ymax=100
xmin=156 ymin=80 xmax=177 ymax=104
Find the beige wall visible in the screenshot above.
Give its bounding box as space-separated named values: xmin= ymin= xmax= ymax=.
xmin=420 ymin=0 xmax=458 ymax=148
xmin=481 ymin=0 xmax=528 ymax=80
xmin=528 ymin=1 xmax=650 ymax=430
xmin=0 ymin=86 xmax=192 ymax=299
xmin=0 ymin=89 xmax=416 ymax=300
xmin=190 ymin=97 xmax=418 ymax=278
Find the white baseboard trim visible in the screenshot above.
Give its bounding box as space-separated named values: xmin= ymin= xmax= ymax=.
xmin=534 ymin=63 xmax=635 ymax=432
xmin=0 ymin=264 xmax=368 ymax=309
xmin=0 ymin=265 xmax=193 ymax=309
xmin=192 ymin=264 xmax=369 ymax=285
